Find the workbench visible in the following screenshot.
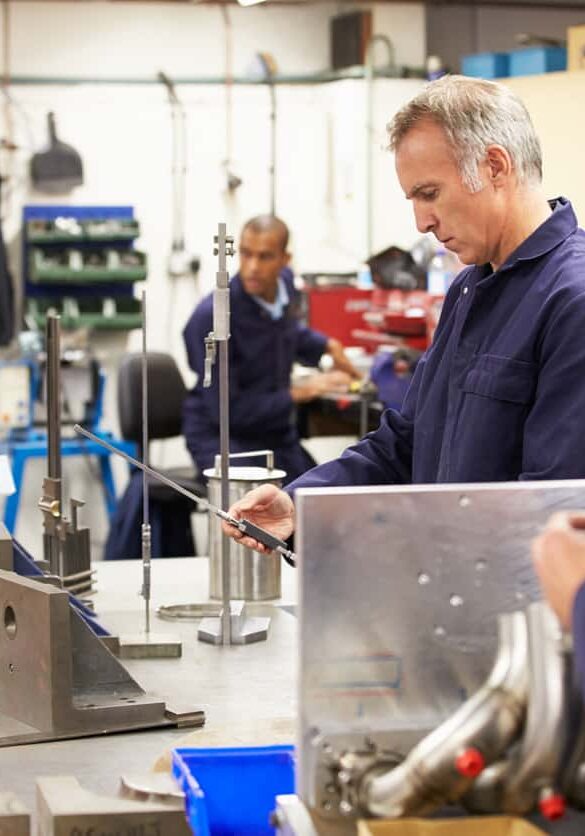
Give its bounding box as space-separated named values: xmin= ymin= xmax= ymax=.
xmin=1 ymin=557 xmax=298 ymax=822
xmin=3 ymin=556 xmax=584 ymax=835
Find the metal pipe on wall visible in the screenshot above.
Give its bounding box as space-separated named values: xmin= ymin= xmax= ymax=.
xmin=365 ymin=34 xmax=396 ymax=259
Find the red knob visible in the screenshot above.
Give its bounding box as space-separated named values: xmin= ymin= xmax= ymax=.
xmin=539 ymin=792 xmax=566 ymax=821
xmin=454 ymin=748 xmax=485 ymax=778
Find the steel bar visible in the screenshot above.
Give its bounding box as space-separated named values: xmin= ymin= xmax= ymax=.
xmin=141 ymin=290 xmax=151 ymax=635
xmin=45 ymin=315 xmax=62 ymax=576
xmin=216 ymin=222 xmax=232 ymax=646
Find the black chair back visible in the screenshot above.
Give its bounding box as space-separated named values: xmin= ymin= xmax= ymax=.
xmin=117 ymin=352 xmax=187 ymax=445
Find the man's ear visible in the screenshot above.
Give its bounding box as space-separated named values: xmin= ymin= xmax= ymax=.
xmin=282 ymin=250 xmax=292 ymax=267
xmin=485 ymin=144 xmax=513 ymax=188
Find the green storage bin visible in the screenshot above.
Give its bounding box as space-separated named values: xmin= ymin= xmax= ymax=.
xmin=26 ymin=218 xmax=140 ymax=244
xmin=27 ymin=296 xmax=142 ymax=331
xmin=28 ymin=247 xmax=147 ymax=284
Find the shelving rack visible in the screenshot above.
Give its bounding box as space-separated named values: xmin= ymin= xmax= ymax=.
xmin=23 ymin=205 xmax=147 ymax=331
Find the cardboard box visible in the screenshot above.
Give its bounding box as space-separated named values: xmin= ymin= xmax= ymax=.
xmin=358 ymin=816 xmax=546 ymax=836
xmin=568 ymin=24 xmax=585 ymax=72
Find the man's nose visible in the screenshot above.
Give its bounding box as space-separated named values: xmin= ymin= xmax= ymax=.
xmin=413 ymin=204 xmax=436 ymax=235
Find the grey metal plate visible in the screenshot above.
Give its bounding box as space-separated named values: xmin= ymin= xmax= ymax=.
xmin=295 ymin=480 xmax=585 ymax=803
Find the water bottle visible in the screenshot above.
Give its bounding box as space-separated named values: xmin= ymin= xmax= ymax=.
xmin=426 ymin=55 xmax=447 ymax=81
xmin=357 ymin=263 xmax=374 ymax=289
xmin=427 ymin=248 xmax=458 ymax=296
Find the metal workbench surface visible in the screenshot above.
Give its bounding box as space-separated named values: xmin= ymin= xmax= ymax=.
xmin=0 ymin=557 xmax=299 ymax=815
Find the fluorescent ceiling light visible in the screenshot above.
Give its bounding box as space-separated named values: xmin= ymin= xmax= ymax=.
xmin=237 ymin=0 xmax=268 ymax=7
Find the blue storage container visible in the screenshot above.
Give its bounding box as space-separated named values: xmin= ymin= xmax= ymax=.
xmin=172 ymin=745 xmax=295 ymax=835
xmin=509 ymin=46 xmax=567 ymax=76
xmin=461 ymin=52 xmax=510 ymax=79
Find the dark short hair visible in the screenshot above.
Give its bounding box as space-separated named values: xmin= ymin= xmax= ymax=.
xmin=241 ymin=215 xmax=289 ymax=252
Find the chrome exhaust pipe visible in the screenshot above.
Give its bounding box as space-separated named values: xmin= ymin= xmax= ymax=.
xmin=360 ymin=610 xmax=529 ymax=818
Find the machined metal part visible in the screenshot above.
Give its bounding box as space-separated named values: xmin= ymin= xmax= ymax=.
xmin=198 ymin=598 xmax=270 ymax=645
xmin=504 ymin=602 xmax=568 ymax=814
xmin=42 ymin=316 xmax=63 ymax=576
xmin=359 ymin=610 xmax=528 ymax=818
xmin=119 ymin=772 xmax=185 ymax=803
xmin=157 ymin=603 xmax=222 ymax=620
xmin=560 ymin=645 xmax=585 ymax=810
xmin=307 ymin=731 xmax=411 ymax=820
xmin=39 ymin=315 xmax=93 ymax=593
xmin=295 ymin=480 xmax=585 ymax=823
xmin=0 ymin=523 xmax=12 ymax=571
xmin=212 ymin=224 xmax=234 ymax=342
xmin=117 ymin=633 xmax=182 ymax=659
xmin=0 ymin=792 xmax=30 ymax=835
xmin=465 ymin=602 xmax=568 ymax=816
xmin=142 ymin=288 xmax=151 ymax=635
xmin=358 ymin=380 xmax=377 ymax=438
xmin=206 ymin=453 xmax=284 ymax=601
xmin=203 ymin=333 xmax=216 ymax=387
xmin=36 ymin=776 xmax=190 ymax=836
xmin=273 ymin=795 xmax=320 ymax=836
xmin=213 ymin=449 xmax=276 ymax=472
xmin=215 ymin=223 xmax=234 ymax=645
xmin=0 ymin=570 xmax=203 ymax=746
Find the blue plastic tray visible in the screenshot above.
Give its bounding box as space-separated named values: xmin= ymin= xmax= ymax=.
xmin=461 ymin=52 xmax=510 ymax=79
xmin=508 ymin=46 xmax=567 ymax=76
xmin=172 ymin=745 xmax=295 ymax=835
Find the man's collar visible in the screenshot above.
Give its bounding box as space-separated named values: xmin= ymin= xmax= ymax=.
xmin=253 ymin=277 xmax=289 ymax=319
xmin=476 ymin=197 xmax=577 ymax=283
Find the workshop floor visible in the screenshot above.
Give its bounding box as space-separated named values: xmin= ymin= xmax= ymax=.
xmin=2 ymin=435 xmax=355 ymax=560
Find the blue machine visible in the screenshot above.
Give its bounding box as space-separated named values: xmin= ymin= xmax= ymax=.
xmin=369 ymin=348 xmax=419 ymax=411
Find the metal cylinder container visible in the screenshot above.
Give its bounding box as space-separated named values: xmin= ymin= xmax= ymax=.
xmin=205 ymin=463 xmax=286 ymax=601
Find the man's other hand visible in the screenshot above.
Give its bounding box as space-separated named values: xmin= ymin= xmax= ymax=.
xmin=326 ymin=338 xmax=362 ymax=380
xmin=291 ymin=370 xmax=352 ymax=403
xmin=532 ymin=511 xmax=585 ymax=629
xmin=222 ymin=484 xmax=295 ymax=553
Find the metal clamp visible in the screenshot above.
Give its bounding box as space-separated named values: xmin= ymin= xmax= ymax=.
xmin=203 ymin=333 xmax=216 ymax=387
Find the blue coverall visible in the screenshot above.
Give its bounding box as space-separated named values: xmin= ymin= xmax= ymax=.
xmin=289 ymin=198 xmax=585 ymax=491
xmin=182 ymin=270 xmax=328 ymax=484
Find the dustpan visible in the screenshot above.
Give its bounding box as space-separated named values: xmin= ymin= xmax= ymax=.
xmin=30 ymin=112 xmax=84 ymax=194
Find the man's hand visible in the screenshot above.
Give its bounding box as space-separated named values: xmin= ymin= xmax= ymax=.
xmin=532 ymin=511 xmax=585 ymax=629
xmin=291 ymin=370 xmax=352 ymax=403
xmin=326 ymin=338 xmax=362 ymax=380
xmin=222 ymin=484 xmax=295 ymax=554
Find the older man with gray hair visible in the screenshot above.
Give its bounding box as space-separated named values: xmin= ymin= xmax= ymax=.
xmin=224 ymin=75 xmax=585 ymax=553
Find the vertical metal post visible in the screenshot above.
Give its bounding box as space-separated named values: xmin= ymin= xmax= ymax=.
xmin=45 ymin=315 xmax=62 ymax=576
xmin=46 ymin=316 xmax=62 ymax=486
xmin=213 ymin=223 xmax=234 ymax=646
xmin=141 ymin=290 xmax=151 ymax=635
xmin=219 ymin=342 xmax=230 ymax=645
xmin=269 ymin=82 xmax=276 ymax=215
xmin=359 ymin=390 xmax=369 ymax=439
